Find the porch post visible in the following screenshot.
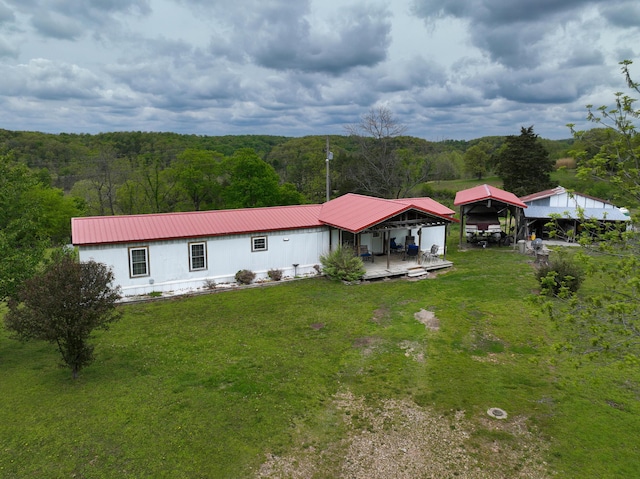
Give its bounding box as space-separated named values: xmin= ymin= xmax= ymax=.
xmin=386 ymin=231 xmax=391 ymax=269
xmin=511 ymin=207 xmax=517 ymax=248
xmin=444 ymin=223 xmax=448 ymax=260
xmin=459 ymin=205 xmax=465 ymax=248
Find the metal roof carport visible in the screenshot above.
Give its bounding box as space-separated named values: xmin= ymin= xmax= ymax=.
xmin=454 ymin=184 xmax=528 ymax=247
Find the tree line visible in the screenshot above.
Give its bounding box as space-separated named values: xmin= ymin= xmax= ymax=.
xmin=0 ymin=125 xmax=576 ymax=214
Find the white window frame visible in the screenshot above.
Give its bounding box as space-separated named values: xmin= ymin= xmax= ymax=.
xmin=189 ymin=241 xmax=207 ymax=271
xmin=129 ymin=246 xmax=150 ymax=277
xmin=251 ymin=235 xmax=268 ymax=252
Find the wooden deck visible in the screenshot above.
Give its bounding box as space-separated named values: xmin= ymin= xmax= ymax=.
xmin=361 ymin=253 xmax=453 ymax=280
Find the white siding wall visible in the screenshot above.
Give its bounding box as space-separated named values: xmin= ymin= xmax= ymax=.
xmin=366 ymin=226 xmax=446 ymax=255
xmin=78 ymin=227 xmax=329 ymax=296
xmin=548 ymin=192 xmax=613 ymax=209
xmin=419 ymin=225 xmax=446 ymax=255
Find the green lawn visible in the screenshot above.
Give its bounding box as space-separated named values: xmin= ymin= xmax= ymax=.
xmin=1 ymin=242 xmax=639 ymax=478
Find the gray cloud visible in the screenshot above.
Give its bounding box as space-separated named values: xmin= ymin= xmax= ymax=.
xmin=0 ymin=36 xmax=18 ymax=57
xmin=410 ymin=0 xmax=623 ymax=70
xmin=600 ymin=1 xmax=640 ymax=27
xmin=30 ymin=11 xmax=84 ymax=40
xmin=212 ymin=3 xmax=393 ymax=74
xmin=0 ymin=59 xmax=104 ymax=100
xmin=0 ymin=1 xmax=14 ymax=25
xmin=5 ymin=0 xmax=151 ymax=40
xmin=0 ymin=0 xmax=637 ymax=140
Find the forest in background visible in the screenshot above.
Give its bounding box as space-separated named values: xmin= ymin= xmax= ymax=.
xmin=0 ymin=127 xmax=594 ymax=245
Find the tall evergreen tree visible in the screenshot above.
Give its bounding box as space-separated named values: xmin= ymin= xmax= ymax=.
xmin=496 ymin=126 xmax=554 ymax=196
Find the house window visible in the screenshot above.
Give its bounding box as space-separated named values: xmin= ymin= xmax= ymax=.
xmin=189 ymin=242 xmax=207 ymax=271
xmin=252 ymin=235 xmax=268 ymax=252
xmin=129 ymin=247 xmax=149 ymax=277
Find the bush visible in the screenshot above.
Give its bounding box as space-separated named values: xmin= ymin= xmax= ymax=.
xmin=267 ymin=268 xmax=283 ymax=281
xmin=203 ymin=279 xmax=217 ymax=290
xmin=536 ymin=253 xmax=585 ymax=295
xmin=319 ymin=246 xmax=366 ymax=282
xmin=235 ymin=269 xmax=256 ymax=285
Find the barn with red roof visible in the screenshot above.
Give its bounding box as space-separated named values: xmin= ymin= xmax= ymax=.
xmin=72 ymin=193 xmax=457 ymax=296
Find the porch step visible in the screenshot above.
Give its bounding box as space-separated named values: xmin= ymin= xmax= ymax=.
xmin=406 ymin=266 xmax=429 ymax=278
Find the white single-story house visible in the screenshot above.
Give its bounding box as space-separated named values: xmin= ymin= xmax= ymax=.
xmin=519 ymin=186 xmax=631 ymax=241
xmin=71 ymin=193 xmax=457 ymax=296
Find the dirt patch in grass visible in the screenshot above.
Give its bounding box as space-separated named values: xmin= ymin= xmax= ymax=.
xmin=353 ymin=336 xmax=383 ymax=356
xmin=256 ymin=391 xmax=551 ymax=479
xmin=414 ymin=309 xmax=440 ymax=331
xmin=398 ymin=340 xmax=425 ymax=363
xmin=371 ymin=306 xmax=391 ymax=326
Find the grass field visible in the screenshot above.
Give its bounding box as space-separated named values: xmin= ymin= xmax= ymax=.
xmin=1 ymin=241 xmax=639 ymax=478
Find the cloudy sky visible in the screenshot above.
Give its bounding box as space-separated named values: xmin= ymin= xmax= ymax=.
xmin=1 ymin=0 xmax=639 ymax=140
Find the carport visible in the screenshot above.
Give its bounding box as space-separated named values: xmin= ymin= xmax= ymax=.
xmin=454 ymin=184 xmax=527 ymax=247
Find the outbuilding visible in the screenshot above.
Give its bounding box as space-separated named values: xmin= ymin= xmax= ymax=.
xmin=519 ymin=186 xmax=631 ymax=241
xmin=454 ymin=184 xmax=527 ymax=247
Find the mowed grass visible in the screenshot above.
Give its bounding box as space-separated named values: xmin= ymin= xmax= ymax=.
xmin=1 ymin=244 xmax=639 ymax=478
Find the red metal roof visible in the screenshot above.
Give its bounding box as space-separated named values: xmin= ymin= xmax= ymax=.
xmin=319 ymin=193 xmax=456 ymax=233
xmin=519 ymin=186 xmax=615 ymax=206
xmin=72 ymin=204 xmax=324 ymax=245
xmin=454 ymin=184 xmax=527 ymax=208
xmin=519 ymin=186 xmax=565 ymax=203
xmin=395 ymin=197 xmax=456 ymax=216
xmin=72 ymin=194 xmax=458 ymax=245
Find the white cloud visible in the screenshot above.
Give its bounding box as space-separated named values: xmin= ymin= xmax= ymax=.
xmin=0 ymin=0 xmax=638 ymax=139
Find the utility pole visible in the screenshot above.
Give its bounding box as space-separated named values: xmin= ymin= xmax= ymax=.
xmin=325 ymin=136 xmax=333 ymax=202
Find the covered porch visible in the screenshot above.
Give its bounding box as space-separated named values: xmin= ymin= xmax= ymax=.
xmin=319 ymin=193 xmax=458 ymax=276
xmin=361 ymin=252 xmax=453 ymax=280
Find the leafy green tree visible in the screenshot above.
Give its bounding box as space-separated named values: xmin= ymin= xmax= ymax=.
xmin=267 ymin=136 xmax=334 ymax=203
xmin=0 ymin=156 xmax=48 ymax=300
xmin=134 ymin=154 xmax=179 ymax=213
xmin=496 ymin=126 xmax=554 ymax=196
xmin=222 ymin=149 xmax=303 ymax=208
xmin=171 ymin=149 xmax=224 ymax=211
xmin=115 ymin=179 xmax=149 ymax=215
xmin=431 ymin=149 xmax=463 ymax=181
xmin=80 ymin=148 xmax=126 ymax=216
xmin=540 ymin=60 xmax=640 ymax=363
xmin=463 ymin=143 xmax=490 ymax=180
xmin=5 ymin=250 xmax=122 ymax=379
xmin=70 ymin=179 xmax=103 ymax=216
xmin=26 ymin=187 xmax=83 ymax=244
xmin=568 ymin=128 xmax=620 ymax=164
